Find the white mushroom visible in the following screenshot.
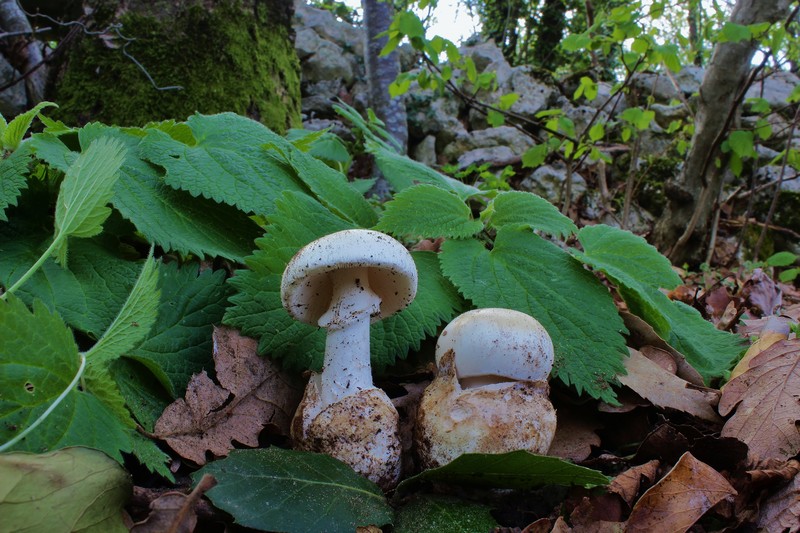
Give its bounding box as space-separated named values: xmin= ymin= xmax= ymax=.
xmin=415 ymin=308 xmax=557 ymax=469
xmin=281 ymin=229 xmax=417 ymax=489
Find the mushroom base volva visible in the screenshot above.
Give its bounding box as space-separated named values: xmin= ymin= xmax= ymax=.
xmin=291 ymin=375 xmax=402 ymax=490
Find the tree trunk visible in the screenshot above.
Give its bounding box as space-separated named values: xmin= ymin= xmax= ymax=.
xmin=0 ymin=0 xmax=48 ymax=105
xmin=46 ymin=0 xmax=301 ymax=132
xmin=532 ymin=0 xmax=567 ymax=72
xmin=362 ymin=0 xmax=407 ymax=152
xmin=652 ymin=0 xmax=792 ymax=265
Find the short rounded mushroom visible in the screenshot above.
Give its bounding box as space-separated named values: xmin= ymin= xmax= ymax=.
xmin=415 ymin=308 xmax=557 ymax=469
xmin=281 ymin=229 xmax=417 ymax=489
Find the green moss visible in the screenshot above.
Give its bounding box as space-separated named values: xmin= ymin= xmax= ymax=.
xmin=51 ymin=0 xmax=300 ymax=132
xmin=636 ymin=155 xmax=681 ymax=216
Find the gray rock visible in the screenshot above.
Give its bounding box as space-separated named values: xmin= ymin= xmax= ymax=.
xmin=461 ymin=40 xmax=507 ymax=72
xmin=442 ymin=126 xmax=534 ymax=162
xmin=302 ymin=41 xmax=355 ymax=84
xmin=508 ymin=67 xmax=554 ymax=119
xmin=294 ymin=2 xmax=364 ymax=56
xmin=295 ymin=27 xmax=322 ymax=60
xmin=301 ymin=79 xmax=344 ymax=116
xmin=564 ymin=104 xmax=606 ymax=137
xmin=457 ymin=145 xmax=516 ymax=169
xmin=674 ymin=66 xmax=704 ymax=95
xmin=745 ymin=70 xmax=800 ymax=115
xmin=584 ymin=81 xmax=627 ymax=116
xmin=519 ymin=162 xmax=587 ymax=204
xmin=408 ymin=94 xmax=466 ymax=147
xmin=651 ymin=103 xmax=690 ymax=127
xmin=0 ymin=55 xmax=26 ymax=118
xmin=412 ymin=135 xmax=438 ymax=166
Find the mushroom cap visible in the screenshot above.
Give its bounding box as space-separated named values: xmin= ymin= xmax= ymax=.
xmin=435 ymin=308 xmax=554 ymax=383
xmin=281 ymin=229 xmax=418 ymax=325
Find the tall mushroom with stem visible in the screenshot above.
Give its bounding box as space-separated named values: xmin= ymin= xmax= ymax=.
xmin=415 ymin=308 xmax=558 ymax=469
xmin=281 ymin=229 xmax=417 ymax=489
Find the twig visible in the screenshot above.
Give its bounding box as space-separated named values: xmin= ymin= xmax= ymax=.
xmin=752 ymin=104 xmax=800 ymax=260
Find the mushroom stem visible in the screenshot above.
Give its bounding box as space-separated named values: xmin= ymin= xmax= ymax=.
xmin=317 ymin=267 xmax=381 ymax=407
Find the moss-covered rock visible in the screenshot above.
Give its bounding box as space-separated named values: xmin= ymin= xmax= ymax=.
xmin=49 ymin=0 xmax=300 ymax=132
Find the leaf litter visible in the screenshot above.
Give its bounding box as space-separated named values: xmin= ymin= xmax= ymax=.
xmin=154 ymin=325 xmax=302 ymax=465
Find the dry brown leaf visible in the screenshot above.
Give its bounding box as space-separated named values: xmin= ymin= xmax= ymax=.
xmin=741 ymin=268 xmax=782 ymax=316
xmin=548 ymin=405 xmax=602 ymax=463
xmin=625 ymin=452 xmax=737 ymax=533
xmin=719 ymin=339 xmax=800 ymax=464
xmin=619 ymin=348 xmax=722 ymax=423
xmin=621 ymin=312 xmax=704 ymax=386
xmin=757 ymin=469 xmax=800 ymax=532
xmin=727 ymin=315 xmax=790 ymax=383
xmin=154 ymin=326 xmax=302 ymax=464
xmin=607 ymin=460 xmax=660 ymax=507
xmin=131 ymin=474 xmax=216 ymax=533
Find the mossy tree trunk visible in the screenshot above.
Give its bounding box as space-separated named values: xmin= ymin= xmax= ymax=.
xmin=45 ymin=0 xmax=301 ymax=133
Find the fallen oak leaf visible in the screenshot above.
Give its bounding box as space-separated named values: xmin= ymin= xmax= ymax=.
xmin=618 ymin=348 xmax=722 ymax=423
xmin=607 ymin=459 xmax=660 ymax=507
xmin=726 ymin=315 xmax=790 ymax=383
xmin=719 ymin=339 xmax=800 ymax=464
xmin=154 ymin=326 xmax=302 ymax=464
xmin=756 ymin=467 xmax=800 ymax=532
xmin=626 ymin=452 xmax=737 ymax=532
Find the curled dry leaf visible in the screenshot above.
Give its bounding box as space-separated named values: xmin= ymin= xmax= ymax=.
xmin=719 ymin=339 xmax=800 ymax=464
xmin=154 ymin=326 xmax=302 ymax=464
xmin=727 ymin=315 xmax=789 ymax=383
xmin=607 ymin=460 xmax=660 ymax=507
xmin=619 ymin=348 xmax=722 ymax=423
xmin=626 ymin=452 xmax=736 ymax=532
xmin=756 ymin=467 xmax=800 ymax=532
xmin=131 ymin=474 xmax=217 ymax=533
xmin=741 ymin=268 xmax=782 ymax=316
xmin=547 ymin=404 xmax=602 ymax=463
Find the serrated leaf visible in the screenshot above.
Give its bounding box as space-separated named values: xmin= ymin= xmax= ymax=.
xmin=398 ymin=451 xmax=610 ymax=493
xmin=576 ymin=225 xmax=680 ymax=289
xmin=368 ymin=141 xmax=480 ymax=201
xmin=109 ymin=358 xmax=172 ymax=433
xmin=140 ymin=113 xmax=304 ymax=215
xmin=0 ymin=447 xmax=131 ymax=533
xmin=727 ymin=130 xmax=756 ymax=158
xmin=439 ymin=229 xmax=627 ymax=402
xmin=562 ymin=33 xmax=591 ymax=51
xmin=483 ymin=190 xmax=577 ymax=238
xmin=375 ymin=184 xmax=482 ymax=239
xmin=85 ymin=253 xmax=160 ymax=366
xmin=0 ymin=297 xmax=134 ymax=463
xmin=0 ymin=142 xmax=32 ymax=222
xmin=127 ymin=263 xmax=231 ymax=396
xmin=224 ymin=192 xmax=356 ymax=371
xmin=225 ymin=192 xmax=462 ymax=371
xmin=394 ymin=495 xmax=498 ymax=533
xmin=53 ymin=136 xmax=126 ymax=264
xmin=195 ymin=448 xmax=393 ymax=533
xmin=1 ymin=101 xmax=57 ymax=151
xmin=77 ymin=125 xmax=262 ymax=262
xmin=573 ymin=225 xmax=743 ymax=381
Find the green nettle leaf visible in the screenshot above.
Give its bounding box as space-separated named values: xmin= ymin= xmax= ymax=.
xmin=398 ymin=451 xmax=610 ymax=493
xmin=562 ymin=33 xmax=590 ymax=51
xmin=375 ymin=184 xmax=483 ymax=239
xmin=84 ymin=253 xmax=160 ymax=366
xmin=224 ymin=192 xmax=357 ymax=371
xmin=1 ymin=101 xmax=57 ymax=152
xmin=0 ymin=447 xmax=131 ymax=533
xmin=0 ymin=297 xmax=133 ymax=463
xmin=140 ymin=113 xmax=304 ymax=216
xmin=368 ymin=141 xmax=480 ymax=201
xmin=225 ymin=192 xmax=461 ymax=371
xmin=53 ymin=136 xmax=127 ymax=264
xmin=195 ymin=448 xmax=393 ymax=533
xmin=370 ymin=251 xmax=464 ymax=371
xmin=393 ymin=495 xmax=498 ymax=533
xmin=573 ymin=225 xmax=743 ymax=381
xmin=110 ymin=358 xmax=173 ymax=433
xmin=77 ymin=125 xmax=262 ymax=262
xmin=127 ymin=262 xmax=232 ymax=396
xmin=482 ymin=190 xmax=578 ymax=239
xmin=0 ymin=142 xmax=32 ymax=222
xmin=521 ymin=144 xmax=548 ymax=168
xmin=440 ymin=228 xmax=628 ymax=402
